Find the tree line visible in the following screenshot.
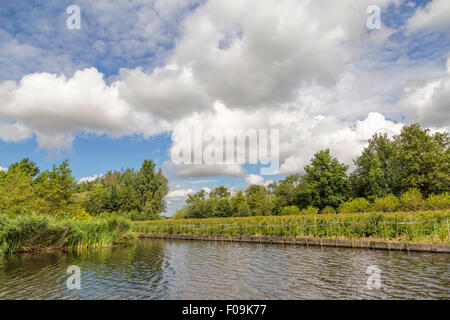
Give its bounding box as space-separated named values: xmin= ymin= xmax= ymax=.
xmin=0 ymin=159 xmax=168 ymax=220
xmin=176 ymin=124 xmax=449 ymax=219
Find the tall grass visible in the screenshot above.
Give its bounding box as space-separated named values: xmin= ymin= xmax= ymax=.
xmin=0 ymin=214 xmax=134 ymax=254
xmin=133 ymin=210 xmax=450 ymax=244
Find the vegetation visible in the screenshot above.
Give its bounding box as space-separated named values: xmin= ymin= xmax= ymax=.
xmin=0 ymin=214 xmax=133 ymax=255
xmin=177 ymin=124 xmax=448 ymax=219
xmin=0 ymin=159 xmax=168 ymax=221
xmin=134 ymin=210 xmax=450 ymax=244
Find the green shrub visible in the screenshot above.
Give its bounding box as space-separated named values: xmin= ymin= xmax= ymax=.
xmin=172 ymin=210 xmax=186 ymax=219
xmin=281 ymin=206 xmax=301 ymax=215
xmin=338 ymin=198 xmax=372 ymax=213
xmin=299 ymin=205 xmax=318 ymax=215
xmin=426 ymin=193 xmax=450 ymax=210
xmin=321 ymin=206 xmax=336 ymax=214
xmin=400 ymin=188 xmax=425 ymax=211
xmin=373 ymin=194 xmax=401 ymax=212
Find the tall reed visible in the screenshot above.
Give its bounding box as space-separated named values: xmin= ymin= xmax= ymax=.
xmin=0 ymin=214 xmax=134 ymax=254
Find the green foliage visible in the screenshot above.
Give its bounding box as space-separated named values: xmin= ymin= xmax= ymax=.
xmin=299 ymin=149 xmax=349 ymax=210
xmin=338 ymin=198 xmax=372 ymax=214
xmin=246 ymin=185 xmax=272 ymax=216
xmin=172 ymin=209 xmax=186 ymax=220
xmin=321 ymin=206 xmax=337 ymax=214
xmin=426 ymin=193 xmax=450 ymax=210
xmin=0 ymin=214 xmax=134 ymax=255
xmin=373 ymin=194 xmax=401 ymax=212
xmin=133 ymin=211 xmax=450 ymax=244
xmin=400 ymin=188 xmax=425 ymax=211
xmin=281 ymin=205 xmax=301 ymax=215
xmin=299 ymin=205 xmax=318 ymax=215
xmin=214 ymin=198 xmax=233 ymax=217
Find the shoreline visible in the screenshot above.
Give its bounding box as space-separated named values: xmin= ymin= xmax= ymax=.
xmin=137 ymin=233 xmax=450 ymax=253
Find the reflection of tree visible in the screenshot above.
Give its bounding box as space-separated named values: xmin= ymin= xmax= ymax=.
xmin=0 ymin=240 xmax=167 ymax=299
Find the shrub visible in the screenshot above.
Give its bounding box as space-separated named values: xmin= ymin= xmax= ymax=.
xmin=338 ymin=198 xmax=372 ymax=213
xmin=400 ymin=188 xmax=425 ymax=211
xmin=426 ymin=193 xmax=450 ymax=210
xmin=321 ymin=206 xmax=336 ymax=214
xmin=299 ymin=205 xmax=319 ymax=215
xmin=373 ymin=194 xmax=401 ymax=212
xmin=72 ymin=208 xmax=92 ymax=221
xmin=281 ymin=206 xmax=301 ymax=215
xmin=172 ymin=209 xmax=186 ymax=219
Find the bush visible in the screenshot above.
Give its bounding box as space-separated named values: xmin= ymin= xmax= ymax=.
xmin=373 ymin=194 xmax=401 ymax=212
xmin=426 ymin=193 xmax=450 ymax=210
xmin=172 ymin=209 xmax=186 ymax=219
xmin=281 ymin=206 xmax=301 ymax=215
xmin=321 ymin=206 xmax=336 ymax=214
xmin=400 ymin=188 xmax=425 ymax=211
xmin=338 ymin=198 xmax=372 ymax=213
xmin=299 ymin=205 xmax=319 ymax=215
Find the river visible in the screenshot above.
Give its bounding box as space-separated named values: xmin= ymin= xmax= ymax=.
xmin=0 ymin=239 xmax=448 ymax=299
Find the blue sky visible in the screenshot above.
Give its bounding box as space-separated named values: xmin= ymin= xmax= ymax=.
xmin=0 ymin=0 xmax=449 ymax=215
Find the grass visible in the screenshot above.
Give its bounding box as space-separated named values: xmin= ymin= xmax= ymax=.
xmin=133 ymin=210 xmax=450 ymax=244
xmin=0 ymin=214 xmax=134 ymax=255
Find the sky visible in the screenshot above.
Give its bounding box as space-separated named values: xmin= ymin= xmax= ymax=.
xmin=0 ymin=0 xmax=449 ymax=215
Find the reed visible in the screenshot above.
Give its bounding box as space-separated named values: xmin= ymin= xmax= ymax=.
xmin=0 ymin=214 xmax=134 ymax=254
xmin=133 ymin=210 xmax=450 ymax=244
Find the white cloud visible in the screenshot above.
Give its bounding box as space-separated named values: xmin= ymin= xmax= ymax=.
xmin=399 ymin=57 xmax=450 ymax=129
xmin=79 ymin=174 xmax=104 ymax=183
xmin=0 ymin=166 xmax=7 ymax=172
xmin=245 ymin=174 xmax=264 ymax=185
xmin=407 ymin=0 xmax=450 ymax=33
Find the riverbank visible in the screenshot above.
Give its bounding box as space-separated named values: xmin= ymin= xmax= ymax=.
xmin=133 ymin=210 xmax=450 ymax=250
xmin=137 ymin=233 xmax=450 ymax=253
xmin=0 ymin=214 xmax=134 ymax=254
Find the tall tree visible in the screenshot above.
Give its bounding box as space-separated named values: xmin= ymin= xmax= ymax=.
xmin=299 ymin=149 xmax=349 ymax=209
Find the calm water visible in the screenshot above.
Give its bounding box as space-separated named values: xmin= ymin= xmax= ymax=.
xmin=0 ymin=239 xmax=448 ymax=299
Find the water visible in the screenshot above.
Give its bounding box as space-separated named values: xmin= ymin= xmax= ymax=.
xmin=0 ymin=239 xmax=448 ymax=299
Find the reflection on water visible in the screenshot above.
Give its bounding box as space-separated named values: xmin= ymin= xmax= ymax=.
xmin=0 ymin=239 xmax=448 ymax=299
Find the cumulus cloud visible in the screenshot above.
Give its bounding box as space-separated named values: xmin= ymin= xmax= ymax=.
xmin=399 ymin=57 xmax=450 ymax=129
xmin=79 ymin=174 xmax=104 ymax=183
xmin=0 ymin=166 xmax=7 ymax=172
xmin=407 ymin=0 xmax=450 ymax=33
xmin=0 ymin=68 xmax=171 ymax=151
xmin=245 ymin=174 xmax=264 ymax=185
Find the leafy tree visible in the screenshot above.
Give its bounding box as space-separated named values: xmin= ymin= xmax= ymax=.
xmin=299 ymin=149 xmax=349 ymax=209
xmin=214 ymin=198 xmax=232 ymax=217
xmin=210 ymin=186 xmax=231 ymax=199
xmin=245 ymin=185 xmax=272 ymax=216
xmin=390 ymin=124 xmax=449 ymax=196
xmin=231 ymin=191 xmax=247 ymax=216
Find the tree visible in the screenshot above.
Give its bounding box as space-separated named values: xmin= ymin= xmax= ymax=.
xmin=390 ymin=124 xmax=449 ymax=197
xmin=350 ymin=133 xmax=394 ymax=198
xmin=299 ymin=149 xmax=349 ymax=209
xmin=231 ymin=191 xmax=247 ymax=216
xmin=210 ymin=186 xmax=231 ymax=199
xmin=245 ymin=185 xmax=272 ymax=216
xmin=35 ymin=160 xmax=76 ymax=215
xmin=214 ymin=198 xmax=232 ymax=217
xmin=137 ymin=160 xmax=169 ymax=218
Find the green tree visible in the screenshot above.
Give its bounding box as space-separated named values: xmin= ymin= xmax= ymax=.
xmin=390 ymin=124 xmax=449 ymax=196
xmin=245 ymin=185 xmax=272 ymax=216
xmin=299 ymin=149 xmax=349 ymax=209
xmin=214 ymin=198 xmax=232 ymax=217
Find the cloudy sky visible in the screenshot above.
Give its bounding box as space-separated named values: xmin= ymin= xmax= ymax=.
xmin=0 ymin=0 xmax=449 ymax=215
